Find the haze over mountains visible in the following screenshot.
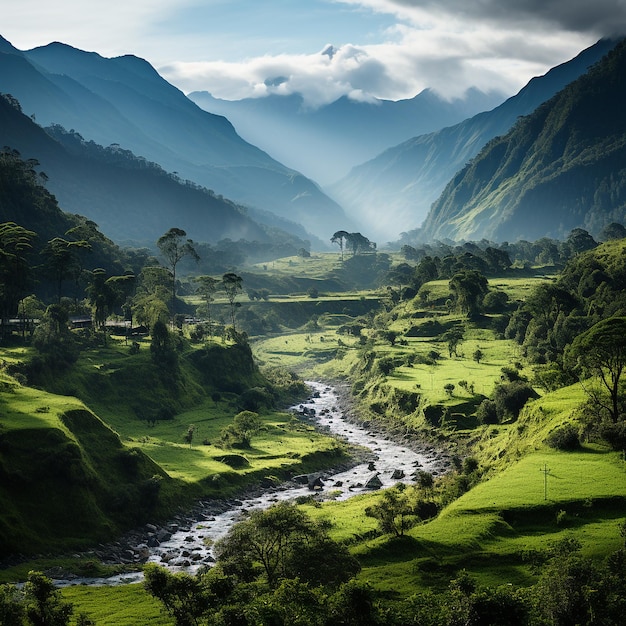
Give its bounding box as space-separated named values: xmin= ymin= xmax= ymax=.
xmin=329 ymin=38 xmax=619 ymax=243
xmin=188 ymin=87 xmax=504 ymax=185
xmin=0 ymin=33 xmax=625 ymax=251
xmin=0 ymin=35 xmax=346 ymax=243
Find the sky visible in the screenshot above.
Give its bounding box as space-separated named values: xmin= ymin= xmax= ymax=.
xmin=3 ymin=0 xmax=626 ymax=106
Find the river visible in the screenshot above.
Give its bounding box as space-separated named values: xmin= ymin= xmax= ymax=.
xmin=54 ymin=381 xmax=449 ymax=586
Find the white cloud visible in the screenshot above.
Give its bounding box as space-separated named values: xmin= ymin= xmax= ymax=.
xmin=4 ymin=0 xmax=623 ymax=107
xmin=159 ymin=13 xmax=596 ymax=105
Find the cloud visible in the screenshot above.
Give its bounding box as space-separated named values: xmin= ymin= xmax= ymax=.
xmin=381 ymin=0 xmax=626 ymax=35
xmin=160 ymin=13 xmax=596 ymax=105
xmin=1 ymin=0 xmax=192 ymax=57
xmin=5 ymin=0 xmax=624 ymax=107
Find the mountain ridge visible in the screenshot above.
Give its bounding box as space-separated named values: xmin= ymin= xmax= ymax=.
xmin=329 ymin=38 xmax=619 ymax=243
xmin=420 ymin=38 xmax=626 ymax=242
xmin=189 ymin=86 xmax=505 ymax=185
xmin=0 ymin=36 xmax=348 ymax=242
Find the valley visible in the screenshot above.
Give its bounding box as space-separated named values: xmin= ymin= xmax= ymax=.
xmin=0 ymin=27 xmax=625 ymax=626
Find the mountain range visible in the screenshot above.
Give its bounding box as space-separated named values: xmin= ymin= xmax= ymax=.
xmin=419 ymin=38 xmax=626 ymax=243
xmin=0 ymin=36 xmax=347 ymax=242
xmin=188 ymin=88 xmax=505 ymax=186
xmin=1 ymin=33 xmax=625 ymax=250
xmin=329 ymin=38 xmax=619 ymax=243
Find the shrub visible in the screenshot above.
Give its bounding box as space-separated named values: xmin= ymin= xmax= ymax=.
xmin=476 ymin=399 xmax=498 ymax=425
xmin=493 ymin=381 xmax=538 ymax=421
xmin=547 ymin=424 xmax=581 ymax=451
xmin=598 ymin=421 xmax=626 ymax=451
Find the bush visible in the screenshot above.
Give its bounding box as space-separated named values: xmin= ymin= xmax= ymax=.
xmin=476 ymin=399 xmax=499 ymax=425
xmin=598 ymin=421 xmax=626 ymax=451
xmin=493 ymin=381 xmax=538 ymax=421
xmin=547 ymin=424 xmax=581 ymax=451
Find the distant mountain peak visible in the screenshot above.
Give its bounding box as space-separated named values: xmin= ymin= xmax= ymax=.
xmin=321 ymin=44 xmax=336 ymax=59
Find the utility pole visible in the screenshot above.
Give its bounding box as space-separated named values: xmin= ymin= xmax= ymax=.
xmin=540 ymin=463 xmax=551 ymax=500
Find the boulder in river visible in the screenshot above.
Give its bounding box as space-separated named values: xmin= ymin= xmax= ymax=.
xmin=364 ymin=474 xmax=383 ymax=490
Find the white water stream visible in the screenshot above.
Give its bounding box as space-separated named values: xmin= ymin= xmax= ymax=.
xmin=54 ymin=381 xmax=448 ymax=587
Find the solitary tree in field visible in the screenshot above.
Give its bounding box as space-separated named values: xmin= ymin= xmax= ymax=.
xmin=365 ymin=485 xmax=418 ymax=537
xmin=157 ymin=228 xmax=199 ymax=316
xmin=567 ymin=316 xmax=626 ymax=423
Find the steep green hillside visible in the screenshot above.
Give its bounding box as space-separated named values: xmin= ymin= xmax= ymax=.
xmin=421 ymin=38 xmax=626 ymax=242
xmin=330 ymin=38 xmax=617 ymax=242
xmin=0 ymin=376 xmax=165 ymax=557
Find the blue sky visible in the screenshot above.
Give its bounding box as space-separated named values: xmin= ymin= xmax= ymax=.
xmin=3 ymin=0 xmax=626 ymax=105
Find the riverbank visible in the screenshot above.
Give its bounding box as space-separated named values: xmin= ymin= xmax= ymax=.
xmin=3 ymin=380 xmax=453 ymax=585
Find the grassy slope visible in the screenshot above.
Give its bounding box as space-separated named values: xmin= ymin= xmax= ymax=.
xmin=0 ymin=372 xmax=165 ymax=556
xmin=0 ymin=335 xmax=348 ymax=562
xmin=252 ymin=270 xmax=625 ymax=598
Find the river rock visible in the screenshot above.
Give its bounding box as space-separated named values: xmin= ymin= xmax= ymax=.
xmin=364 ymin=474 xmax=383 ymax=489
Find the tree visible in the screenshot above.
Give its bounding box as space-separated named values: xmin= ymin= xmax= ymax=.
xmin=23 ymin=570 xmax=74 ymax=626
xmin=442 ymin=327 xmax=464 ymax=358
xmin=220 ymin=410 xmax=262 ymax=448
xmin=157 ymin=228 xmax=199 ymax=316
xmin=193 ymin=275 xmax=219 ymax=337
xmin=42 ymin=236 xmax=91 ymax=303
xmin=0 ymin=222 xmax=36 ymax=334
xmin=132 ymin=266 xmax=171 ymax=329
xmin=214 ymin=502 xmax=359 ymax=588
xmin=85 ymin=269 xmax=117 ymax=343
xmin=144 ymin=564 xmax=211 ymax=626
xmin=365 ymin=485 xmax=419 ymax=537
xmin=473 ymin=348 xmax=484 ymax=363
xmin=567 ymin=316 xmax=626 ymax=422
xmin=346 ymin=232 xmax=375 ymax=256
xmin=183 ymin=424 xmax=196 ymax=448
xmin=150 ymin=319 xmax=177 ymax=369
xmin=221 ymin=272 xmax=243 ymax=330
xmin=564 ymin=228 xmax=597 ymax=258
xmin=599 ymin=222 xmax=626 ymax=241
xmin=449 ymin=270 xmax=488 ymax=316
xmin=331 ymin=230 xmax=350 ymax=261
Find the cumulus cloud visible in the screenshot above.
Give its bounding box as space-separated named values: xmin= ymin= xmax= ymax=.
xmin=160 ymin=14 xmax=596 ymax=105
xmin=5 ymin=0 xmax=625 ymax=107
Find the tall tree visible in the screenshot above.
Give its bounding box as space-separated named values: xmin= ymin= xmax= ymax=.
xmin=567 ymin=316 xmax=626 ymax=422
xmin=0 ymin=222 xmax=35 ymax=334
xmin=42 ymin=236 xmax=91 ymax=303
xmin=221 ymin=272 xmax=243 ymax=330
xmin=330 ymin=230 xmax=349 ymax=261
xmin=194 ymin=275 xmax=219 ymax=337
xmin=157 ymin=228 xmax=199 ymax=317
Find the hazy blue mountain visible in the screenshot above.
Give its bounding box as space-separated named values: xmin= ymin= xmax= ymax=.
xmin=419 ymin=38 xmax=626 ymax=243
xmin=329 ymin=38 xmax=618 ymax=243
xmin=0 ymin=92 xmax=312 ymax=248
xmin=188 ymin=88 xmax=505 ymax=185
xmin=0 ymin=36 xmax=349 ymax=242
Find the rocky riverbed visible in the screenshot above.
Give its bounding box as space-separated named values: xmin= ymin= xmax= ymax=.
xmin=51 ymin=381 xmax=451 ymax=586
